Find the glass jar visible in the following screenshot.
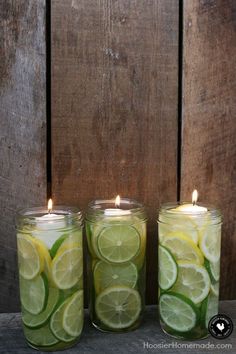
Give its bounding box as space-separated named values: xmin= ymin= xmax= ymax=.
xmin=85 ymin=198 xmax=147 ymax=332
xmin=158 ymin=203 xmax=222 ymax=340
xmin=16 ymin=206 xmax=83 ymax=351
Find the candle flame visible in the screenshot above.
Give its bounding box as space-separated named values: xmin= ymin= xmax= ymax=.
xmin=48 ymin=198 xmax=53 ymax=213
xmin=115 ymin=195 xmax=120 ymax=208
xmin=192 ymin=190 xmax=198 ymax=205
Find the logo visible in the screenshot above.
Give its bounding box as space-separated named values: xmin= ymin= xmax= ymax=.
xmin=208 ymin=314 xmax=233 ymax=339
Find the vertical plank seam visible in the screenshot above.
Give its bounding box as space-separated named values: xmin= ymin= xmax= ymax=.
xmin=177 ymin=0 xmax=183 ymax=202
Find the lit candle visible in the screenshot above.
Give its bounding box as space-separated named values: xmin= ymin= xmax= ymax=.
xmin=174 ymin=190 xmax=208 ymax=214
xmin=104 ymin=195 xmax=131 ymax=216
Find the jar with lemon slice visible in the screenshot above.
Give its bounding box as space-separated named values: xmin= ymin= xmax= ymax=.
xmin=158 ymin=201 xmax=222 ymax=340
xmin=17 ymin=205 xmax=84 ymax=351
xmin=86 ymin=197 xmax=147 ymax=332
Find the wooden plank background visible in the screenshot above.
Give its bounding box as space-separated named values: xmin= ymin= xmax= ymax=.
xmin=0 ymin=0 xmax=47 ymax=312
xmin=51 ymin=0 xmax=179 ymax=305
xmin=181 ymin=0 xmax=236 ymax=299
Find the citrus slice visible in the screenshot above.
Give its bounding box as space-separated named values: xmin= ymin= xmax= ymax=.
xmin=199 ymin=225 xmax=221 ymax=262
xmin=17 ymin=233 xmax=43 ymax=279
xmin=205 ymin=293 xmax=218 ymax=328
xmin=162 ymin=232 xmax=204 ymax=265
xmin=61 ymin=230 xmax=82 ymax=249
xmin=22 ymin=287 xmax=60 ymax=328
xmin=20 ymin=273 xmax=48 ymax=315
xmin=159 ymin=292 xmax=198 ymax=332
xmin=50 ymin=234 xmax=68 ymax=258
xmin=93 ymin=261 xmax=138 ymax=293
xmin=95 ymin=286 xmax=141 ymax=329
xmin=172 ymin=261 xmax=210 ymax=304
xmin=210 ymin=282 xmax=219 ymax=297
xmin=51 ymin=247 xmax=83 ymax=289
xmin=24 ymin=323 xmax=59 ymax=347
xmin=33 ymin=238 xmax=54 ymax=285
xmin=63 ymin=290 xmax=84 ymax=337
xmin=204 ymin=259 xmax=220 ymax=283
xmin=50 ymin=298 xmax=76 ymax=342
xmin=158 ymin=245 xmax=178 ymax=290
xmin=96 ymin=225 xmax=141 ymax=263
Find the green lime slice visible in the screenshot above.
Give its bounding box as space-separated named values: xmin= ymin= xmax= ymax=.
xmin=162 ymin=232 xmax=204 ymax=265
xmin=51 ymin=247 xmax=83 ymax=289
xmin=199 ymin=224 xmax=221 ymax=262
xmin=159 ymin=292 xmax=198 ymax=332
xmin=63 ymin=290 xmax=84 ymax=337
xmin=204 ymin=259 xmax=220 ymax=283
xmin=24 ymin=323 xmax=59 ymax=347
xmin=95 ymin=286 xmax=141 ymax=329
xmin=93 ymin=260 xmax=138 ymax=293
xmin=210 ymin=282 xmax=219 ymax=297
xmin=17 ymin=233 xmax=43 ymax=280
xmin=205 ymin=293 xmax=218 ymax=328
xmin=172 ymin=261 xmax=210 ymax=304
xmin=20 ymin=273 xmax=48 ymax=315
xmin=22 ymin=287 xmax=60 ymax=328
xmin=61 ymin=230 xmax=82 ymax=249
xmin=96 ymin=225 xmax=141 ymax=263
xmin=158 ymin=245 xmax=178 ymax=290
xmin=50 ymin=297 xmax=77 ymax=342
xmin=50 ymin=234 xmax=68 ymax=258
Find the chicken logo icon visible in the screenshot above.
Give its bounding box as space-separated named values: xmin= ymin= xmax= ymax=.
xmin=208 ymin=314 xmax=233 ymax=339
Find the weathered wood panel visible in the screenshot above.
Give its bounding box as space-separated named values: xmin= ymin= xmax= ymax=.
xmin=0 ymin=0 xmax=47 ymax=312
xmin=51 ymin=0 xmax=179 ymax=304
xmin=181 ymin=0 xmax=236 ymax=299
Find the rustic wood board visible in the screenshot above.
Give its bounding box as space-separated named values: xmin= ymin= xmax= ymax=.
xmin=0 ymin=0 xmax=47 ymax=312
xmin=181 ymin=0 xmax=236 ymax=299
xmin=51 ymin=0 xmax=179 ymax=304
xmin=0 ymin=302 xmax=235 ymax=353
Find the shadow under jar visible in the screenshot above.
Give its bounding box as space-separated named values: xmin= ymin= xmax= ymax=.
xmin=158 ymin=203 xmax=222 ymax=340
xmin=16 ymin=206 xmax=83 ymax=351
xmin=85 ymin=198 xmax=147 ymax=332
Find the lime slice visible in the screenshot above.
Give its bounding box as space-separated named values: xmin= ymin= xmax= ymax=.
xmin=199 ymin=225 xmax=221 ymax=262
xmin=51 ymin=247 xmax=83 ymax=289
xmin=205 ymin=293 xmax=218 ymax=328
xmin=132 ymin=221 xmax=146 ymax=269
xmin=96 ymin=225 xmax=141 ymax=263
xmin=210 ymin=282 xmax=219 ymax=297
xmin=20 ymin=273 xmax=48 ymax=315
xmin=162 ymin=232 xmax=204 ymax=265
xmin=50 ymin=234 xmax=68 ymax=258
xmin=22 ymin=287 xmax=60 ymax=328
xmin=204 ymin=259 xmax=220 ymax=283
xmin=93 ymin=261 xmax=138 ymax=293
xmin=17 ymin=234 xmax=43 ymax=279
xmin=50 ymin=297 xmax=76 ymax=342
xmin=95 ymin=286 xmax=141 ymax=329
xmin=24 ymin=323 xmax=59 ymax=347
xmin=159 ymin=292 xmax=198 ymax=332
xmin=63 ymin=290 xmax=83 ymax=337
xmin=61 ymin=230 xmax=82 ymax=249
xmin=158 ymin=245 xmax=178 ymax=290
xmin=172 ymin=261 xmax=210 ymax=304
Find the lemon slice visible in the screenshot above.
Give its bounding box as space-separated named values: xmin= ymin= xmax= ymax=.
xmin=33 ymin=238 xmax=54 ymax=285
xmin=97 ymin=225 xmax=141 ymax=263
xmin=159 ymin=292 xmax=198 ymax=332
xmin=20 ymin=273 xmax=48 ymax=314
xmin=172 ymin=261 xmax=210 ymax=304
xmin=63 ymin=290 xmax=84 ymax=337
xmin=17 ymin=234 xmax=43 ymax=279
xmin=93 ymin=261 xmax=138 ymax=293
xmin=24 ymin=323 xmax=59 ymax=347
xmin=158 ymin=246 xmax=178 ymax=290
xmin=22 ymin=287 xmax=60 ymax=328
xmin=162 ymin=232 xmax=204 ymax=265
xmin=50 ymin=298 xmax=76 ymax=342
xmin=199 ymin=225 xmax=221 ymax=262
xmin=95 ymin=286 xmax=141 ymax=329
xmin=51 ymin=247 xmax=83 ymax=289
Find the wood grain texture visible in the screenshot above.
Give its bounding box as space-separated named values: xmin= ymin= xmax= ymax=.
xmin=51 ymin=0 xmax=179 ymax=304
xmin=181 ymin=0 xmax=236 ymax=299
xmin=0 ymin=0 xmax=47 ymax=312
xmin=1 ymin=302 xmax=236 ymax=353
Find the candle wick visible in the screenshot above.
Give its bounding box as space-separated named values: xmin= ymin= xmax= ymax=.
xmin=193 ymin=201 xmax=196 ymax=206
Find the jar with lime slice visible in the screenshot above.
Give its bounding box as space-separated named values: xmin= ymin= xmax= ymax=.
xmin=16 ymin=201 xmax=84 ymax=351
xmin=85 ymin=197 xmax=147 ymax=332
xmin=158 ymin=192 xmax=222 ymax=340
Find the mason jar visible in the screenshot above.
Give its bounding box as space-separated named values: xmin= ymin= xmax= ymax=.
xmin=158 ymin=202 xmax=222 ymax=340
xmin=85 ymin=197 xmax=147 ymax=332
xmin=16 ymin=205 xmax=83 ymax=351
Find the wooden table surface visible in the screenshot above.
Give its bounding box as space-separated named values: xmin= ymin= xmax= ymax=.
xmin=0 ymin=302 xmax=235 ymax=354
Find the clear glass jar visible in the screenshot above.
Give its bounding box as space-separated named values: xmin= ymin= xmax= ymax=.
xmin=16 ymin=206 xmax=83 ymax=351
xmin=85 ymin=198 xmax=147 ymax=332
xmin=158 ymin=203 xmax=222 ymax=340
